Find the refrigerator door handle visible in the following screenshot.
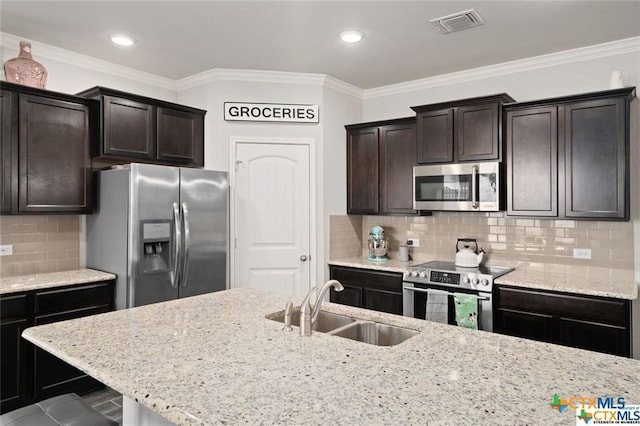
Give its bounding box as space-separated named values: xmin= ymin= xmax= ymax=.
xmin=172 ymin=202 xmax=182 ymax=289
xmin=180 ymin=202 xmax=191 ymax=287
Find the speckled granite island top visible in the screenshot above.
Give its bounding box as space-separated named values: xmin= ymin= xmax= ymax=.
xmin=23 ymin=288 xmax=640 ymax=425
xmin=0 ymin=269 xmax=116 ymax=295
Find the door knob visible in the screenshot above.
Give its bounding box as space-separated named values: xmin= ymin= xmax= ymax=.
xmin=300 ymin=255 xmax=308 ymax=261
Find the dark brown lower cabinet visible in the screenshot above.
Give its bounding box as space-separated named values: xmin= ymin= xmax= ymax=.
xmin=0 ymin=294 xmax=30 ymax=413
xmin=494 ymin=286 xmax=631 ymax=357
xmin=0 ymin=280 xmax=115 ymax=414
xmin=329 ymin=265 xmax=403 ymax=316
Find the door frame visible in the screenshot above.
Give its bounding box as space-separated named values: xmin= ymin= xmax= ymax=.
xmin=229 ymin=136 xmax=317 ymax=294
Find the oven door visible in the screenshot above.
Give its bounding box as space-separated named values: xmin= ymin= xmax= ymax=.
xmin=413 ymin=162 xmax=501 ymax=211
xmin=402 ymin=281 xmax=493 ymax=332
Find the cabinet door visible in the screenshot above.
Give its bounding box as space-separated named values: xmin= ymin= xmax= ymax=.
xmin=456 ymin=102 xmax=500 ymax=161
xmin=0 ymin=294 xmax=31 ymax=414
xmin=416 ymin=109 xmax=453 ymax=163
xmin=103 ymin=95 xmax=155 ymax=159
xmin=1 ymin=89 xmax=15 ymax=213
xmin=379 ymin=122 xmax=416 ymax=214
xmin=330 ymin=285 xmax=363 ymax=308
xmin=506 ymin=106 xmax=558 ymax=216
xmin=494 ymin=308 xmax=554 ymax=342
xmin=18 ymin=95 xmax=92 ymax=213
xmin=363 ymin=288 xmax=402 ymax=315
xmin=564 ymin=98 xmax=627 ymax=219
xmin=157 ymin=107 xmax=204 ymax=166
xmin=556 ymin=317 xmax=629 ymax=357
xmin=347 ymin=127 xmax=379 ymax=214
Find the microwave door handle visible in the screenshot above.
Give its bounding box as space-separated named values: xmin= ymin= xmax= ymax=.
xmin=471 ymin=165 xmax=479 ymax=209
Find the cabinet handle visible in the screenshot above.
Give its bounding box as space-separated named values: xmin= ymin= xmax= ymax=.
xmin=471 ymin=165 xmax=479 ymax=209
xmin=300 ymin=255 xmax=308 ymax=262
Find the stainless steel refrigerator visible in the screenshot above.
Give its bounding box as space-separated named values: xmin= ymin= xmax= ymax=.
xmin=86 ymin=163 xmax=228 ymax=310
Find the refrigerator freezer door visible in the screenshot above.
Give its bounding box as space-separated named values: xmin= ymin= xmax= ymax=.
xmin=129 ymin=164 xmax=181 ymax=307
xmin=178 ymin=168 xmax=228 ymax=298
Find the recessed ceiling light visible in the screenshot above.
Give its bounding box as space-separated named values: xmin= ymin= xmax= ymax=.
xmin=109 ymin=34 xmax=136 ymax=46
xmin=339 ymin=31 xmax=364 ymax=43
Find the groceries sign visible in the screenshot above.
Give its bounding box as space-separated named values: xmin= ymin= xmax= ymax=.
xmin=224 ymin=102 xmax=319 ymax=123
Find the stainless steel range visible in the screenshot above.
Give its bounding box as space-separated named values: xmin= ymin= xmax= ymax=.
xmin=402 ymin=260 xmax=513 ymax=331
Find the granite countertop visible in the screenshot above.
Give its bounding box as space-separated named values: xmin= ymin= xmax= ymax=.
xmin=22 ymin=288 xmax=640 ymax=425
xmin=0 ymin=269 xmax=117 ymax=295
xmin=495 ymin=263 xmax=638 ymax=300
xmin=329 ymin=256 xmax=638 ymax=300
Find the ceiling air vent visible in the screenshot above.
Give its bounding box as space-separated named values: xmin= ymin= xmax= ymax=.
xmin=430 ymin=9 xmax=485 ymax=34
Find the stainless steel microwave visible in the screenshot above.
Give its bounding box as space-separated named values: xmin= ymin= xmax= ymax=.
xmin=413 ymin=161 xmax=503 ymax=211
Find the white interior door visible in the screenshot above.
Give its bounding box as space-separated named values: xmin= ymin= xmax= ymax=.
xmin=233 ymin=142 xmax=311 ymax=297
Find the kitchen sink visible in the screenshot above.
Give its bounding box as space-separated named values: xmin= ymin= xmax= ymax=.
xmin=268 ymin=308 xmax=419 ymax=346
xmin=329 ymin=321 xmax=419 ymax=347
xmin=269 ymin=309 xmax=356 ymax=333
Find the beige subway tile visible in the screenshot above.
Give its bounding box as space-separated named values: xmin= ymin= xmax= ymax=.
xmin=22 ymin=233 xmax=48 ymax=243
xmin=46 ymin=232 xmax=68 ymax=242
xmin=36 ymin=222 xmax=58 ymax=232
xmin=555 ymin=220 xmax=576 ymax=228
xmin=486 ymin=218 xmax=498 ymax=226
xmin=59 ymin=239 xmax=79 ymax=250
xmin=14 ymin=262 xmax=36 ymax=275
xmin=21 ymin=216 xmax=49 ymax=225
xmin=36 ymin=241 xmax=58 ymax=252
xmin=0 ymin=216 xmax=23 ymax=230
xmin=515 ymin=219 xmax=535 ymax=227
xmin=554 ymin=237 xmax=576 ymax=246
xmin=506 ymin=226 xmax=525 ymax=236
xmin=13 ymin=243 xmax=37 ymax=254
xmin=36 ymin=260 xmax=58 ymax=273
xmin=609 ymin=230 xmax=633 ymax=242
xmin=564 ymin=228 xmax=588 ymax=238
xmin=47 ymin=250 xmax=69 ymax=260
xmin=1 ymin=254 xmax=24 ymax=264
xmin=525 ymin=227 xmax=543 ymax=236
xmin=0 ymin=234 xmax=25 ymax=244
xmin=587 ymin=229 xmax=610 ymax=240
xmin=22 ymin=252 xmax=48 ymax=262
xmin=576 ymin=221 xmax=599 ymax=229
xmin=1 ymin=262 xmax=16 ymax=277
xmin=598 ymin=221 xmax=633 ymax=230
xmin=12 ymin=223 xmax=38 ymax=233
xmin=610 ymin=249 xmax=634 ymax=263
xmin=490 ymin=226 xmax=506 ymax=235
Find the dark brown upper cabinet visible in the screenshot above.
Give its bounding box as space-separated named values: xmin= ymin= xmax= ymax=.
xmin=0 ymin=82 xmax=94 ymax=215
xmin=77 ymin=87 xmax=205 ymax=167
xmin=505 ymin=87 xmax=635 ymax=220
xmin=411 ymin=94 xmax=514 ymax=164
xmin=346 ymin=117 xmax=416 ymax=215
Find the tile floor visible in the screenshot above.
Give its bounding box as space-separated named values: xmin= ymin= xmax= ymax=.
xmin=83 ymin=387 xmax=123 ymax=425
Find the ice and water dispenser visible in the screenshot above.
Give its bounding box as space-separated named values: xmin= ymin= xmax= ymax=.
xmin=140 ymin=220 xmax=172 ymax=273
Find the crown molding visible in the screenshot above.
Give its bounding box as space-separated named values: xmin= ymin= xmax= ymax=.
xmin=363 ymin=36 xmax=640 ymax=100
xmin=1 ymin=32 xmax=177 ymax=91
xmin=176 ymin=68 xmax=363 ymax=98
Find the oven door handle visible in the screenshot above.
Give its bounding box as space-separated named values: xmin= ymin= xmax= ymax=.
xmin=403 ymin=285 xmax=490 ymax=300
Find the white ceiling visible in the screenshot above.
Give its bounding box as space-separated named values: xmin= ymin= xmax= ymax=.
xmin=1 ymin=1 xmax=639 ymax=89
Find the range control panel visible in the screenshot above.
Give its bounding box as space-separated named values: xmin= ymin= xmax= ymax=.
xmin=430 ymin=271 xmax=460 ymax=285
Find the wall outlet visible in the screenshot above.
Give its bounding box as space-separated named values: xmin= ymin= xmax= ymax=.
xmin=0 ymin=245 xmax=13 ymax=256
xmin=406 ymin=238 xmax=420 ymax=247
xmin=573 ymin=248 xmax=592 ymax=260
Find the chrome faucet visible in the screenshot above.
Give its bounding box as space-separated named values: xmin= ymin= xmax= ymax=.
xmin=299 ymin=280 xmax=344 ymax=336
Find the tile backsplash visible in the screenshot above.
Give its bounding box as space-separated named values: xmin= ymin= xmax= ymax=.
xmin=330 ymin=212 xmax=634 ymax=269
xmin=0 ymin=215 xmax=80 ymax=278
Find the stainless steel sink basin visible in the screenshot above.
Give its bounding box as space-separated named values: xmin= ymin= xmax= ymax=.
xmin=269 ymin=309 xmax=356 ymax=332
xmin=329 ymin=321 xmax=419 ymax=346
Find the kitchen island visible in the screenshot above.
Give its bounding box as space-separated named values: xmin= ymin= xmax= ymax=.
xmin=22 ymin=288 xmax=640 ymax=425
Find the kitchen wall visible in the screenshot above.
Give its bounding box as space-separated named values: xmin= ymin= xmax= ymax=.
xmin=0 ymin=216 xmax=80 ymax=277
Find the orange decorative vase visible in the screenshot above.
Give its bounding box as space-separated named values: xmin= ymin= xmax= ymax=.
xmin=3 ymin=41 xmax=48 ymax=89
